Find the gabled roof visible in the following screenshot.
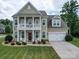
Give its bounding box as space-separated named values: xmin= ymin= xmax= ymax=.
xmin=12 ymin=2 xmax=42 ymax=17
xmin=53 ymin=15 xmax=60 ymax=19
xmin=47 ymin=15 xmax=60 ymax=20
xmin=39 ymin=11 xmax=47 ymax=16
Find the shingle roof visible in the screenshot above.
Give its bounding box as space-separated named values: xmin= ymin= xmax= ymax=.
xmin=39 ymin=11 xmax=47 ymax=16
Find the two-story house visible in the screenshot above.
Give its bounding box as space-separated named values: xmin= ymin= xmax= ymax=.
xmin=12 ymin=2 xmax=68 ymax=42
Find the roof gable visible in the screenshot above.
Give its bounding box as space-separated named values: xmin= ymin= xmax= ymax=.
xmin=13 ymin=2 xmax=41 ymax=17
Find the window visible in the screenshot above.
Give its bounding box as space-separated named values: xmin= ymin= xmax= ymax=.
xmin=19 ymin=31 xmax=24 ymax=38
xmin=14 ymin=17 xmax=17 ymax=25
xmin=53 ymin=23 xmax=56 ymax=25
xmin=42 ymin=20 xmax=45 ymax=25
xmin=35 ymin=20 xmax=39 ymax=24
xmin=15 ymin=32 xmax=17 ymax=38
xmin=52 ymin=20 xmax=61 ymax=27
xmin=15 ymin=20 xmax=17 ymax=25
xmin=26 ymin=17 xmax=32 ymax=24
xmin=57 ymin=22 xmax=59 ymax=25
xmin=36 ymin=31 xmax=39 ymax=38
xmin=19 ymin=17 xmax=24 ymax=24
xmin=34 ymin=17 xmax=39 ymax=24
xmin=22 ymin=31 xmax=24 ymax=38
xmin=42 ymin=32 xmax=45 ymax=38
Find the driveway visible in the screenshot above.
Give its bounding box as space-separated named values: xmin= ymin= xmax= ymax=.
xmin=50 ymin=41 xmax=79 ymax=59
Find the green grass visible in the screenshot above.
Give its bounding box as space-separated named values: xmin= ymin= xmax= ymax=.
xmin=70 ymin=37 xmax=79 ymax=47
xmin=0 ymin=37 xmax=60 ymax=59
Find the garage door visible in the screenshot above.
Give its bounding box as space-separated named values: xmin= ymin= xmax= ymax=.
xmin=48 ymin=32 xmax=66 ymax=41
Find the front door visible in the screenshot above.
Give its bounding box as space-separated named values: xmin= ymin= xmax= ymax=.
xmin=28 ymin=32 xmax=32 ymax=42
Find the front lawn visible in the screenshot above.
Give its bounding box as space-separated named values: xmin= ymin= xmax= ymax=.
xmin=0 ymin=37 xmax=60 ymax=59
xmin=70 ymin=38 xmax=79 ymax=47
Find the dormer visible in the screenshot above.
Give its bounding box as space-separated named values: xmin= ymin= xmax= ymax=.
xmin=52 ymin=16 xmax=61 ymax=27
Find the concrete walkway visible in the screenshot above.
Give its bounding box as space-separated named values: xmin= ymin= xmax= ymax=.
xmin=50 ymin=41 xmax=79 ymax=59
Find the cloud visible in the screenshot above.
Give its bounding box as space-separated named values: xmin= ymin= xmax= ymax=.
xmin=0 ymin=0 xmax=79 ymax=20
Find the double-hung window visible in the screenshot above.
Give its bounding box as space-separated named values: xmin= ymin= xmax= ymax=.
xmin=15 ymin=32 xmax=17 ymax=38
xmin=19 ymin=31 xmax=24 ymax=38
xmin=14 ymin=17 xmax=17 ymax=25
xmin=35 ymin=31 xmax=39 ymax=38
xmin=42 ymin=20 xmax=45 ymax=25
xmin=42 ymin=32 xmax=46 ymax=38
xmin=52 ymin=20 xmax=61 ymax=27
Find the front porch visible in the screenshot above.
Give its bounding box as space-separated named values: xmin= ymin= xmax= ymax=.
xmin=16 ymin=30 xmax=41 ymax=43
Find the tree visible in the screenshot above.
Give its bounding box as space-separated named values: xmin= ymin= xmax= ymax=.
xmin=5 ymin=25 xmax=11 ymax=33
xmin=72 ymin=21 xmax=79 ymax=37
xmin=61 ymin=0 xmax=79 ymax=34
xmin=0 ymin=18 xmax=13 ymax=33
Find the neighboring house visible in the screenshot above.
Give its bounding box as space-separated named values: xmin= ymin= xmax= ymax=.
xmin=0 ymin=24 xmax=5 ymax=34
xmin=12 ymin=2 xmax=68 ymax=42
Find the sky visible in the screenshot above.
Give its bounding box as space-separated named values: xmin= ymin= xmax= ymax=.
xmin=0 ymin=0 xmax=79 ymax=20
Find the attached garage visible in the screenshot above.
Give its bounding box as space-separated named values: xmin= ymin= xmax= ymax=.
xmin=48 ymin=32 xmax=67 ymax=41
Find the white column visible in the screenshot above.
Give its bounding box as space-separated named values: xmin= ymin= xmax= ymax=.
xmin=17 ymin=17 xmax=19 ymax=42
xmin=46 ymin=19 xmax=48 ymax=39
xmin=33 ymin=16 xmax=34 ymax=29
xmin=40 ymin=16 xmax=41 ymax=41
xmin=17 ymin=30 xmax=19 ymax=42
xmin=13 ymin=17 xmax=15 ymax=39
xmin=40 ymin=17 xmax=41 ymax=30
xmin=24 ymin=16 xmax=26 ymax=28
xmin=24 ymin=30 xmax=26 ymax=42
xmin=32 ymin=30 xmax=34 ymax=42
xmin=39 ymin=30 xmax=41 ymax=41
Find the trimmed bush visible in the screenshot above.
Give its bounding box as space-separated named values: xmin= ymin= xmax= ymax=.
xmin=38 ymin=41 xmax=41 ymax=44
xmin=16 ymin=42 xmax=21 ymax=45
xmin=5 ymin=35 xmax=13 ymax=43
xmin=11 ymin=42 xmax=15 ymax=45
xmin=22 ymin=42 xmax=27 ymax=45
xmin=4 ymin=41 xmax=8 ymax=44
xmin=33 ymin=41 xmax=36 ymax=44
xmin=65 ymin=34 xmax=73 ymax=41
xmin=41 ymin=39 xmax=46 ymax=44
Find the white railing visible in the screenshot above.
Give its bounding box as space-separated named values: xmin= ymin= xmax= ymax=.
xmin=26 ymin=24 xmax=33 ymax=28
xmin=17 ymin=24 xmax=40 ymax=30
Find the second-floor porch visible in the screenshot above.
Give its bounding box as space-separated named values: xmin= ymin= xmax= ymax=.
xmin=13 ymin=16 xmax=41 ymax=30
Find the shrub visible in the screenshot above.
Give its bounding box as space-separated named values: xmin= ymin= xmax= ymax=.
xmin=41 ymin=39 xmax=46 ymax=44
xmin=5 ymin=35 xmax=13 ymax=43
xmin=65 ymin=34 xmax=73 ymax=41
xmin=38 ymin=41 xmax=41 ymax=44
xmin=16 ymin=42 xmax=21 ymax=45
xmin=11 ymin=42 xmax=15 ymax=45
xmin=4 ymin=41 xmax=8 ymax=44
xmin=33 ymin=41 xmax=36 ymax=44
xmin=22 ymin=42 xmax=27 ymax=45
